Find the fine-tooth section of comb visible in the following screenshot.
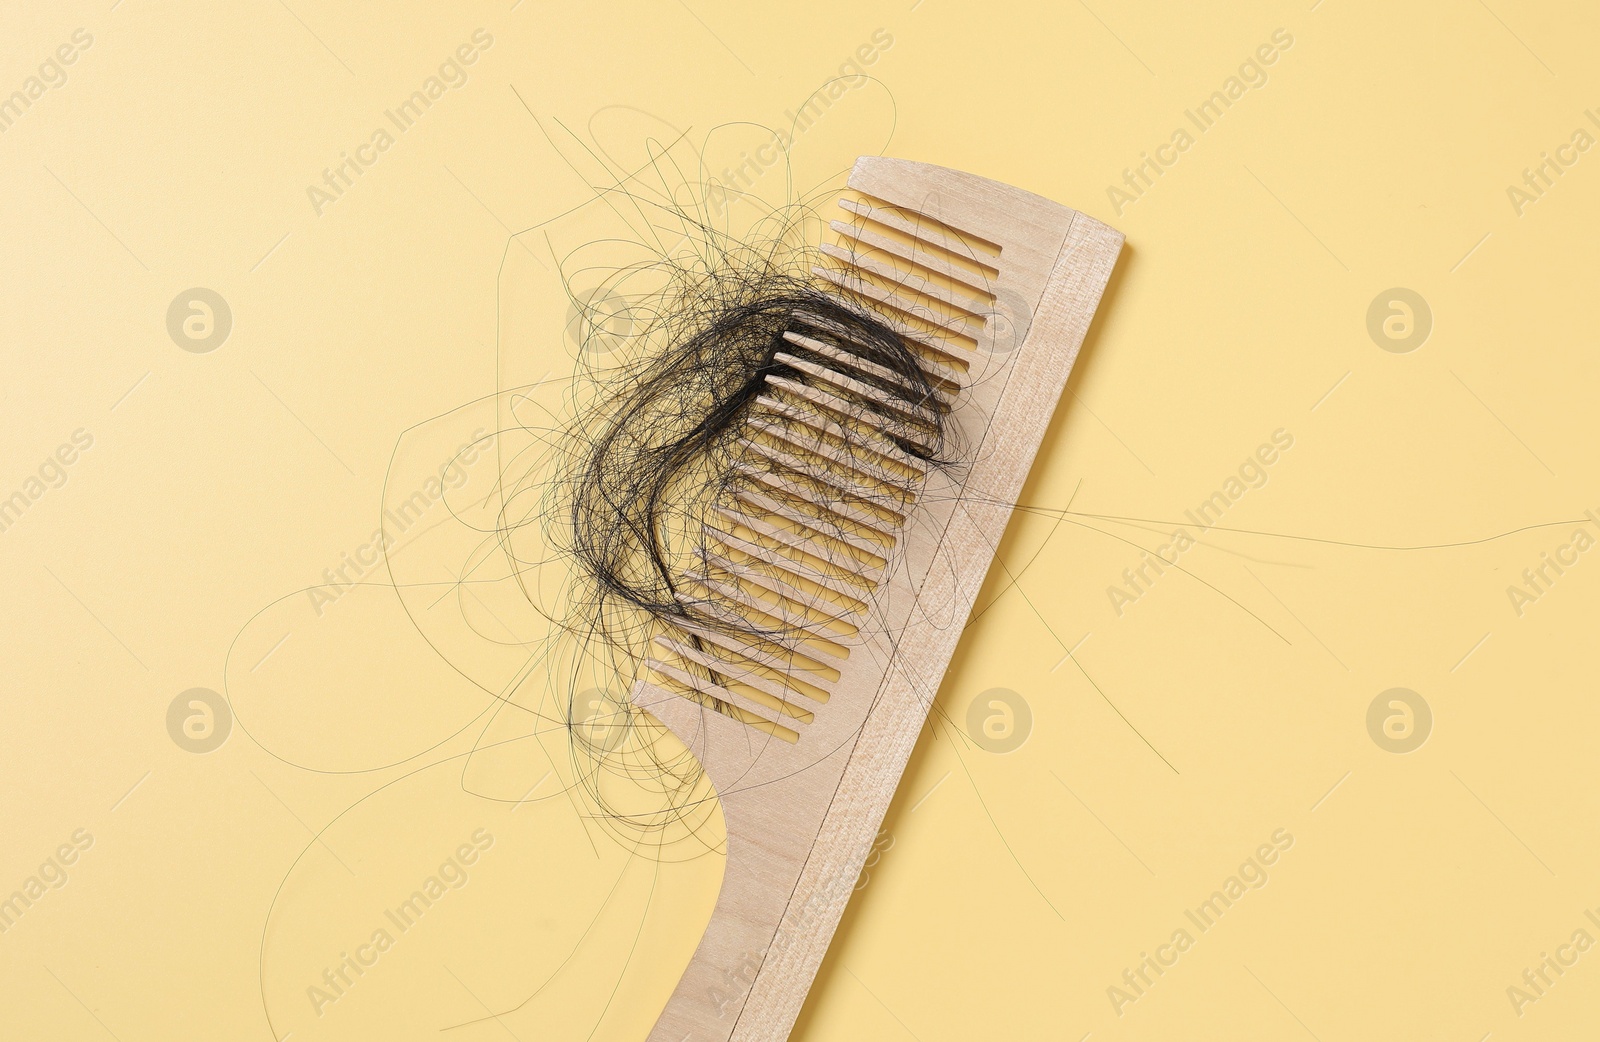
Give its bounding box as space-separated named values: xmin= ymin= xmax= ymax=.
xmin=637 ymin=157 xmax=1123 ymax=1042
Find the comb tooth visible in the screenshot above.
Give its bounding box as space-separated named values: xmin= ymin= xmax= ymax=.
xmin=643 ymin=656 xmax=800 ymax=730
xmin=764 ymin=374 xmax=940 ymax=459
xmin=654 ymin=635 xmax=825 ymax=711
xmin=837 ymin=195 xmax=1001 ymax=265
xmin=756 ymin=393 xmax=930 ymax=478
xmin=713 ymin=512 xmax=889 ymax=595
xmin=724 ymin=490 xmax=889 ymax=563
xmin=817 ymin=243 xmax=993 ymax=320
xmin=780 ymin=331 xmax=957 ymax=406
xmin=746 ymin=416 xmax=921 ymax=499
xmin=669 ymin=616 xmax=845 ymax=674
xmin=830 ymin=218 xmax=996 ymax=299
xmin=812 ymin=268 xmax=981 ymax=350
xmin=773 ymin=351 xmax=942 ymax=432
xmin=732 ymin=462 xmax=903 ymax=539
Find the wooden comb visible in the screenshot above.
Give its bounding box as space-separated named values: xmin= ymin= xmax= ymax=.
xmin=632 ymin=157 xmax=1123 ymax=1041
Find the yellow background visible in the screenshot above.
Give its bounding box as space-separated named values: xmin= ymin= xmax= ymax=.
xmin=3 ymin=0 xmax=1598 ymax=1039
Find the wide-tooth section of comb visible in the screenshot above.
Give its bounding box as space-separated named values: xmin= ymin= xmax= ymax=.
xmin=802 ymin=280 xmax=976 ymax=361
xmin=771 ymin=352 xmax=941 ymax=433
xmin=837 ymin=192 xmax=1004 ymax=258
xmin=744 ymin=418 xmax=919 ymax=502
xmin=638 ymin=157 xmax=1124 ymax=1042
xmin=762 ymin=374 xmax=941 ymax=463
xmin=647 ymin=640 xmax=816 ymax=723
xmin=817 ymin=242 xmax=994 ymax=320
xmin=678 ymin=571 xmax=849 ymax=647
xmin=667 ymin=617 xmax=843 ymax=684
xmin=655 ymin=634 xmax=826 ymax=709
xmin=718 ymin=498 xmax=888 ymax=571
xmin=788 ymin=307 xmax=970 ymax=390
xmin=753 ymin=395 xmax=930 ymax=486
xmin=780 ymin=329 xmax=958 ymax=406
xmin=645 ymin=654 xmax=785 ymax=720
xmin=734 ymin=435 xmax=897 ymax=513
xmin=732 ymin=462 xmax=905 ymax=538
xmin=702 ymin=538 xmax=868 ymax=625
xmin=829 ymin=217 xmax=998 ymax=299
xmin=710 ymin=509 xmax=884 ymax=590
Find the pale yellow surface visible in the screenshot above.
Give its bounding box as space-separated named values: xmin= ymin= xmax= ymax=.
xmin=4 ymin=1 xmax=1599 ymax=1040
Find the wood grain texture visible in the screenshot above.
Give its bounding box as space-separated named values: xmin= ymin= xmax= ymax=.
xmin=636 ymin=157 xmax=1123 ymax=1042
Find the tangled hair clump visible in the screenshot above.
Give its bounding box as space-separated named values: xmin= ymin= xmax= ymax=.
xmin=555 ymin=239 xmax=954 ymax=680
